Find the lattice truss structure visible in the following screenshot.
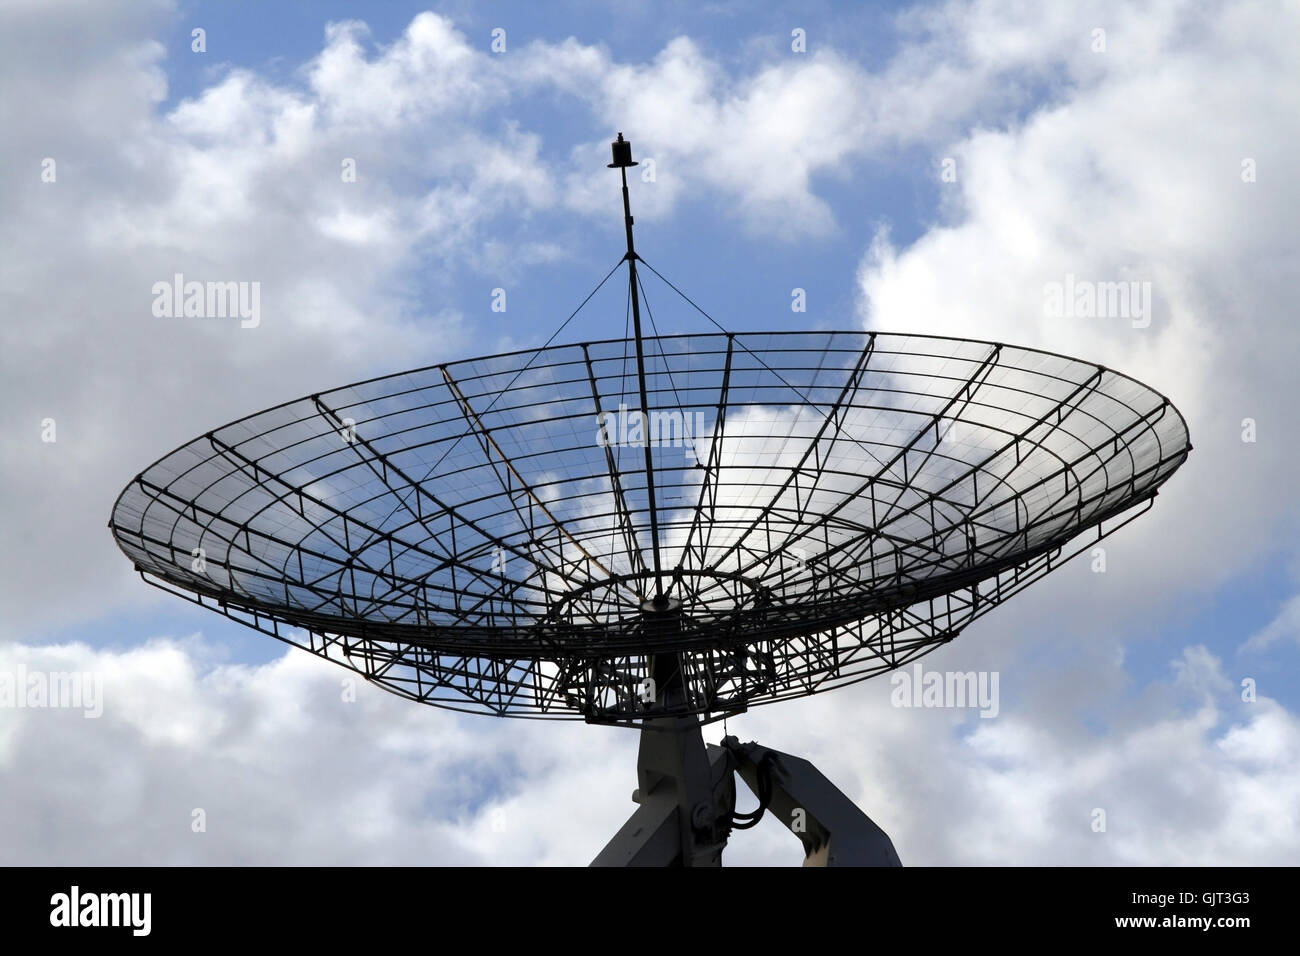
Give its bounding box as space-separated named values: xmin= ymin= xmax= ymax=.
xmin=110 ymin=331 xmax=1189 ymax=723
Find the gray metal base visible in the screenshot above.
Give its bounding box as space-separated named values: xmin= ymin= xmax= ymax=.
xmin=591 ymin=720 xmax=902 ymax=867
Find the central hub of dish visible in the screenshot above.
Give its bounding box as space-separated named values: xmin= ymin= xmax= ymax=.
xmin=639 ymin=594 xmax=682 ymax=614
xmin=546 ymin=569 xmax=771 ymax=645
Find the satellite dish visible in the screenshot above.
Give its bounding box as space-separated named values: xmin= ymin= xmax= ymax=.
xmin=110 ymin=133 xmax=1190 ymax=865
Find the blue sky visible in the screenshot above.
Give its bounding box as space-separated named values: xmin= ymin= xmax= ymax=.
xmin=3 ymin=0 xmax=1298 ymax=865
xmin=153 ymin=1 xmax=941 ymax=358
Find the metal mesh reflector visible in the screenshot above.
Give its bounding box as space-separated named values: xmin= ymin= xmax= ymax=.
xmin=109 ymin=331 xmax=1190 ymax=722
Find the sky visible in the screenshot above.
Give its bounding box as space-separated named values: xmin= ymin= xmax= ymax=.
xmin=1 ymin=0 xmax=1298 ymax=865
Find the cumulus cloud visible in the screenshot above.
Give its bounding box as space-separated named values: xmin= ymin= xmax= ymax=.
xmin=0 ymin=8 xmax=561 ymax=640
xmin=720 ymin=641 xmax=1300 ymax=865
xmin=3 ymin=636 xmax=1294 ymax=865
xmin=856 ymin=0 xmax=1300 ymax=634
xmin=0 ymin=637 xmax=643 ymax=865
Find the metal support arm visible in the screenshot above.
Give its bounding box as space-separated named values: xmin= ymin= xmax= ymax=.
xmin=723 ymin=736 xmax=902 ymax=867
xmin=591 ymin=720 xmax=902 ymax=866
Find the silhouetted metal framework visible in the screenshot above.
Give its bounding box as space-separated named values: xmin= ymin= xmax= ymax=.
xmin=110 ymin=328 xmax=1190 ymax=724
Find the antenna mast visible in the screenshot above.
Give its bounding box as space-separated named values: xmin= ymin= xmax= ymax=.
xmin=608 ymin=132 xmax=667 ymax=608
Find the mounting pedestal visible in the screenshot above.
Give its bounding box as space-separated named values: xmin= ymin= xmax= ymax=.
xmin=589 ymin=712 xmax=733 ymax=867
xmin=591 ymin=708 xmax=902 ymax=867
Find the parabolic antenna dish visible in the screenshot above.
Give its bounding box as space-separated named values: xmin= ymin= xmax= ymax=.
xmin=110 ymin=329 xmax=1189 ymax=723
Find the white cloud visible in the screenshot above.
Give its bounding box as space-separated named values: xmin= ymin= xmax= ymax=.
xmin=3 ymin=636 xmax=1294 ymax=865
xmin=0 ymin=7 xmax=554 ymax=639
xmin=724 ymin=642 xmax=1300 ymax=865
xmin=856 ymin=0 xmax=1300 ymax=629
xmin=0 ymin=637 xmax=640 ymax=864
xmin=1243 ymin=595 xmax=1300 ymax=653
